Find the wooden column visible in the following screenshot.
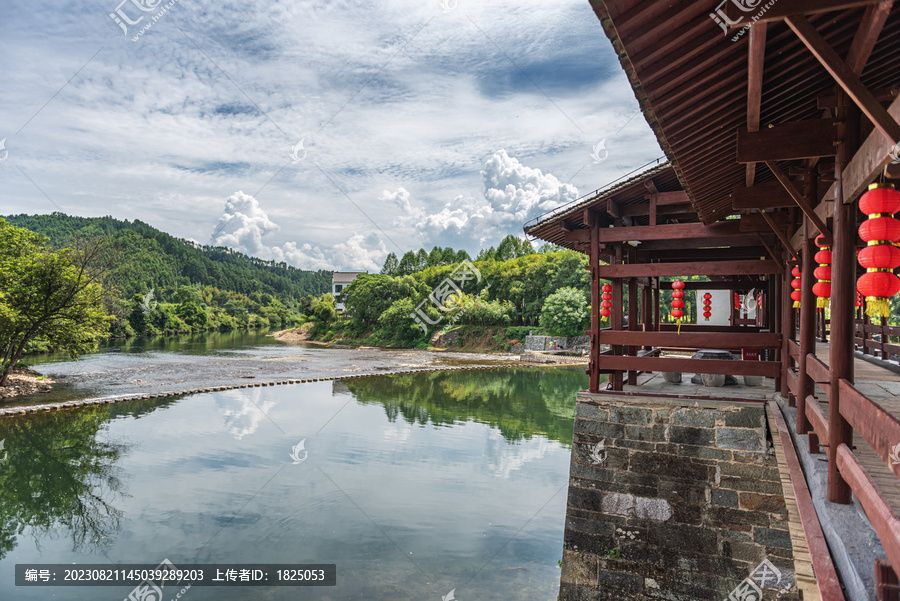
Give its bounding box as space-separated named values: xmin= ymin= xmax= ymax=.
xmin=588 ymin=211 xmax=601 ymax=393
xmin=798 ymin=220 xmax=816 ymax=439
xmin=611 ymin=245 xmax=624 ymax=391
xmin=627 ymin=278 xmax=638 ymax=385
xmin=653 ymin=281 xmax=660 ymax=332
xmin=827 ymin=103 xmax=856 ymax=504
xmin=780 ymin=256 xmax=792 ymax=400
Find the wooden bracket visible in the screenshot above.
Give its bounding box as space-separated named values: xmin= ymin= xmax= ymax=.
xmin=766 ymin=161 xmax=833 ymax=246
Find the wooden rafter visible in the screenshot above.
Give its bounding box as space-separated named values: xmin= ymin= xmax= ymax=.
xmin=766 ymin=160 xmax=833 ymax=246
xmin=846 ymin=1 xmax=894 ymax=75
xmin=786 ymin=14 xmax=900 ymax=146
xmin=746 ymin=23 xmax=767 ymax=188
xmin=723 ymin=0 xmax=881 ymax=25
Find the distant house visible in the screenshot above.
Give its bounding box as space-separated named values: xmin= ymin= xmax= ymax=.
xmin=332 ymin=272 xmax=365 ymax=311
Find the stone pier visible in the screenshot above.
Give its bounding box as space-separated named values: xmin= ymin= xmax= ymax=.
xmin=560 ymin=392 xmax=799 ymax=601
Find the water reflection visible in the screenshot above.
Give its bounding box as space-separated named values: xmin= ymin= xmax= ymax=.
xmin=216 ymin=389 xmax=279 ymax=440
xmin=0 ymin=407 xmax=127 ymax=561
xmin=343 ymin=366 xmax=592 ymax=446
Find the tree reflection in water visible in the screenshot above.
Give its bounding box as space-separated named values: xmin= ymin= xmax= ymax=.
xmin=0 ymin=406 xmax=127 ymax=560
xmin=340 ymin=366 xmax=591 ymax=447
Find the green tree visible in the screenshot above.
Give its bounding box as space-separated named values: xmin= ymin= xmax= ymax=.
xmin=343 ymin=274 xmax=421 ymax=327
xmin=539 ymin=287 xmax=588 ymax=337
xmin=0 ymin=221 xmax=112 ymax=385
xmin=177 ymin=301 xmax=209 ymax=329
xmin=312 ymin=293 xmax=336 ymax=323
xmin=381 ymin=252 xmax=399 ymax=275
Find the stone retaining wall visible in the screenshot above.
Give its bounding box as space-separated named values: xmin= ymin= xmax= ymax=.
xmin=561 ymin=392 xmax=798 ymax=601
xmin=525 ymin=335 xmax=590 ymax=351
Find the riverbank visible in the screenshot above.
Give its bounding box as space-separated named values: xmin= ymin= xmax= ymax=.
xmin=0 ymin=368 xmax=54 ymax=400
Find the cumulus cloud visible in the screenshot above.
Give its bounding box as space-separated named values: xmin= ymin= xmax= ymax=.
xmin=209 ymin=191 xmax=387 ymax=272
xmin=386 ymin=150 xmax=578 ymax=247
xmin=209 ymin=191 xmax=280 ymax=259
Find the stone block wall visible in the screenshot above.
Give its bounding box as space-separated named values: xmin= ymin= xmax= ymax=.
xmin=525 ymin=335 xmax=590 ymax=351
xmin=560 ymin=393 xmax=799 ymax=601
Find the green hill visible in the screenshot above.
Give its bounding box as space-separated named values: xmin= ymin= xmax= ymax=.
xmin=4 ymin=213 xmax=331 ymax=303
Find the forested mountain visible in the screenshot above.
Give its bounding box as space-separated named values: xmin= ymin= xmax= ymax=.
xmin=5 ymin=213 xmax=331 ymax=302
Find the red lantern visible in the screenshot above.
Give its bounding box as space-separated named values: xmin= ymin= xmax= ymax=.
xmin=702 ymin=292 xmax=712 ymax=321
xmin=813 ymin=235 xmax=831 ymax=310
xmin=857 ymin=183 xmax=900 ymax=319
xmin=600 ymin=283 xmax=612 ymax=322
xmin=791 ymin=266 xmax=802 ymax=309
xmin=856 ymin=290 xmax=863 ymax=309
xmin=734 ymin=292 xmax=740 ymax=311
xmin=671 ymin=280 xmax=685 ymax=333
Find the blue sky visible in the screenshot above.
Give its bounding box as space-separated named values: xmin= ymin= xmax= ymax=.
xmin=0 ymin=0 xmax=663 ymax=271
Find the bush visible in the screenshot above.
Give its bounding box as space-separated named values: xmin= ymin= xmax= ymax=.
xmin=539 ymin=287 xmax=588 ymax=337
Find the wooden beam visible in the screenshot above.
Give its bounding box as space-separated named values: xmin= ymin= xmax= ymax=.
xmin=737 ymin=120 xmax=838 ymax=163
xmin=786 ymin=15 xmax=900 ymax=147
xmin=598 ymin=260 xmax=779 ymax=279
xmin=642 ymin=248 xmax=769 ymax=263
xmin=758 ymin=211 xmax=801 ymax=262
xmin=637 ymin=234 xmax=775 ymax=251
xmin=599 ymin=355 xmax=780 ymax=378
xmin=839 ymin=379 xmax=900 ymax=477
xmin=607 ymin=199 xmax=622 ymax=218
xmin=739 ymin=211 xmax=791 ymax=232
xmin=818 ymin=86 xmax=899 ymax=109
xmin=733 ymin=181 xmax=798 ymax=210
xmin=766 ymin=160 xmax=833 ymax=246
xmin=598 ymin=331 xmax=780 ymax=349
xmin=597 ymin=221 xmax=742 ymax=243
xmin=723 ymin=0 xmax=880 ymax=25
xmin=680 ymin=280 xmax=766 ymax=290
xmin=620 ymin=202 xmax=694 ymax=218
xmin=645 ymin=191 xmax=690 ymax=206
xmin=755 ymin=231 xmax=785 ymax=270
xmin=563 ymin=229 xmax=590 ymax=244
xmin=846 ymin=1 xmax=893 ymax=75
xmin=558 ymin=219 xmax=576 ymax=232
xmin=746 ymin=22 xmax=767 ymax=188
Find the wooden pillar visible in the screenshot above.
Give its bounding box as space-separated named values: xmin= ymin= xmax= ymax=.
xmin=627 ymin=278 xmax=638 ymax=385
xmin=611 ymin=245 xmax=624 ymax=391
xmin=653 ymin=282 xmax=660 ymax=332
xmin=780 ymin=257 xmax=792 ymax=400
xmin=588 ymin=211 xmax=601 ymax=393
xmin=798 ymin=220 xmax=816 ymax=440
xmin=640 ymin=281 xmax=651 ymax=346
xmin=827 ymin=131 xmax=855 ymax=505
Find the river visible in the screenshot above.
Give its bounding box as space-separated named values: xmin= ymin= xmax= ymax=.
xmin=0 ymin=332 xmax=589 ymax=600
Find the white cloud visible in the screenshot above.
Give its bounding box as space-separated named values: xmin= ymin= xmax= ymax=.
xmin=208 ymin=191 xmax=385 ymax=271
xmin=386 ymin=150 xmax=579 ymax=247
xmin=0 ymin=0 xmax=662 ymax=258
xmin=209 ymin=191 xmax=280 ymax=258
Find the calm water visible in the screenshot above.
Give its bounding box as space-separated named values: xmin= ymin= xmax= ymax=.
xmin=0 ymin=366 xmax=587 ymax=600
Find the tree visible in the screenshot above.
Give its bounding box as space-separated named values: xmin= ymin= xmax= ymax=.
xmin=397 ymin=251 xmax=418 ymax=275
xmin=415 ymin=249 xmax=429 ymax=272
xmin=0 ymin=221 xmax=112 ymax=385
xmin=381 ymin=252 xmax=399 ymax=275
xmin=539 ymin=287 xmax=588 ymax=337
xmin=176 ymin=301 xmax=209 ymax=329
xmin=342 ymin=274 xmax=421 ymax=327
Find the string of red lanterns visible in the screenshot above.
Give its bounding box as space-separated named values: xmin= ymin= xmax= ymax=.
xmin=702 ymin=292 xmax=712 ymax=321
xmin=857 ymin=183 xmax=900 ymax=319
xmin=813 ymin=235 xmax=832 ymax=311
xmin=671 ymin=280 xmax=685 ymax=334
xmin=790 ymin=266 xmax=802 ymax=309
xmin=600 ymin=283 xmax=612 ymax=322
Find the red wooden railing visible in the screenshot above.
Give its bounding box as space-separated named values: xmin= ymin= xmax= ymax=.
xmin=785 ymin=337 xmax=900 ymax=589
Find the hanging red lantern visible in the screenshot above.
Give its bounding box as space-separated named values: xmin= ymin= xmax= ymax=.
xmin=813 ymin=235 xmax=832 ymax=310
xmin=600 ymin=283 xmax=612 ymax=322
xmin=734 ymin=292 xmax=740 ymax=311
xmin=857 ymin=183 xmax=900 ymax=318
xmin=791 ymin=266 xmax=802 ymax=309
xmin=856 ymin=289 xmax=863 ymax=309
xmin=702 ymin=292 xmax=712 ymax=320
xmin=671 ymin=280 xmax=685 ymax=333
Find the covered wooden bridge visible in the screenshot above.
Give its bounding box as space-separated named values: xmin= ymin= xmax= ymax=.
xmin=525 ymin=2 xmax=900 ymax=600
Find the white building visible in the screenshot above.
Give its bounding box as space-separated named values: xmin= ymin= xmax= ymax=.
xmin=332 ymin=272 xmax=365 ymax=311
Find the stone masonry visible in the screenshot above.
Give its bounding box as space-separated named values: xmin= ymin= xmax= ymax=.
xmin=560 ymin=393 xmax=799 ymax=601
